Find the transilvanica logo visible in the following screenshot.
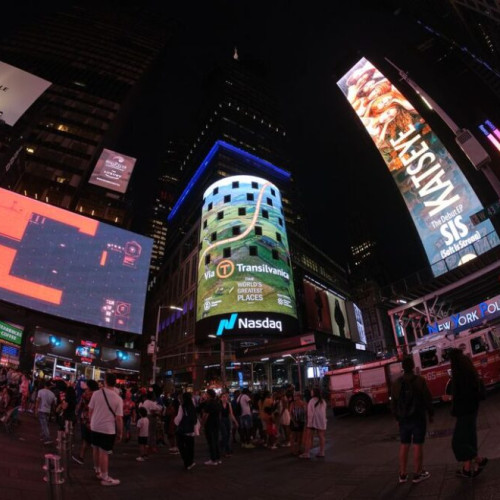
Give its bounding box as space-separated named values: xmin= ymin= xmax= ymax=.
xmin=216 ymin=259 xmax=235 ymax=279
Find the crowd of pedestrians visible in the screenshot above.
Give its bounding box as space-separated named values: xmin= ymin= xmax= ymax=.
xmin=0 ymin=366 xmax=330 ymax=487
xmin=0 ymin=346 xmax=491 ymax=489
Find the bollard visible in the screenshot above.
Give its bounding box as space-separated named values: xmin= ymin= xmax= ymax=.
xmin=43 ymin=453 xmax=64 ymax=500
xmin=65 ymin=420 xmax=74 ymax=469
xmin=57 ymin=429 xmax=69 ymax=480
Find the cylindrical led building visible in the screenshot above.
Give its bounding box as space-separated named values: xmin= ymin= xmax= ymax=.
xmin=196 ymin=175 xmax=297 ymax=338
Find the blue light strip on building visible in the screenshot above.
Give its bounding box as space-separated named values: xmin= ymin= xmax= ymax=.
xmin=167 ymin=140 xmax=291 ymax=222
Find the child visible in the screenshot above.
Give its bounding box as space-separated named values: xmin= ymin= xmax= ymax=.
xmin=263 ymin=407 xmax=278 ymax=449
xmin=136 ymin=407 xmax=149 ymax=461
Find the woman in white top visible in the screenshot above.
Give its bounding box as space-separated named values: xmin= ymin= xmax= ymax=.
xmin=299 ymin=387 xmax=327 ymax=459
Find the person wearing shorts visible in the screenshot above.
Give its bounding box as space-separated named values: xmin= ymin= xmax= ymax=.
xmin=391 ymin=356 xmax=434 ymax=484
xmin=89 ymin=373 xmax=123 ymax=487
xmin=72 ymin=379 xmax=99 ymax=465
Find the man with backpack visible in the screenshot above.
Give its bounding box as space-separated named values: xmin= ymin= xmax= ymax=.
xmin=391 ymin=356 xmax=434 ymax=484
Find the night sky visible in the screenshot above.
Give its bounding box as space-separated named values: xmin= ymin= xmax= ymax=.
xmin=122 ymin=1 xmax=432 ymax=280
xmin=7 ymin=1 xmax=494 ymax=283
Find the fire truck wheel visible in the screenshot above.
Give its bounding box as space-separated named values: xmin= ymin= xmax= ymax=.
xmin=349 ymin=394 xmax=372 ymax=416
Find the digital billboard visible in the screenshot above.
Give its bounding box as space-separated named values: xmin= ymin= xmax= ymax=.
xmin=0 ymin=61 xmax=52 ymax=126
xmin=338 ymin=58 xmax=499 ymax=276
xmin=427 ymin=293 xmax=500 ymax=334
xmin=75 ymin=340 xmax=100 ymax=365
xmin=346 ymin=302 xmax=367 ymax=345
xmin=88 ymin=149 xmax=137 ymax=194
xmin=303 ymin=280 xmax=351 ymax=339
xmin=196 ymin=175 xmax=297 ymax=337
xmin=33 ymin=331 xmax=76 ymax=360
xmin=0 ymin=188 xmax=152 ymax=334
xmin=100 ymin=346 xmax=141 ymax=372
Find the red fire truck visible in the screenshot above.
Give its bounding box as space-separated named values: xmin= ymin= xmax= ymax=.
xmin=326 ymin=325 xmax=500 ymax=416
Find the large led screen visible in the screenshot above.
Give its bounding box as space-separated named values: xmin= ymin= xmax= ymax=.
xmin=88 ymin=149 xmax=137 ymax=194
xmin=338 ymin=58 xmax=500 ymax=276
xmin=196 ymin=175 xmax=297 ymax=337
xmin=0 ymin=188 xmax=152 ymax=334
xmin=0 ymin=61 xmax=51 ymax=126
xmin=303 ymin=280 xmax=351 ymax=339
xmin=100 ymin=346 xmax=141 ymax=372
xmin=33 ymin=331 xmax=76 ymax=361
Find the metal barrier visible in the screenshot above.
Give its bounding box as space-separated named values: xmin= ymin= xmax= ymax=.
xmin=43 ymin=454 xmax=64 ymax=500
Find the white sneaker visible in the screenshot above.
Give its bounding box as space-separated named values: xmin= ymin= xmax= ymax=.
xmin=204 ymin=460 xmax=218 ymax=466
xmin=101 ymin=476 xmax=120 ymax=486
xmin=136 ymin=456 xmax=145 ymax=462
xmin=187 ymin=462 xmax=196 ymax=470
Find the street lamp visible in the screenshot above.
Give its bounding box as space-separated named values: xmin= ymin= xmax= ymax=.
xmin=208 ymin=333 xmax=226 ymax=388
xmin=283 ymin=353 xmax=302 ymax=393
xmin=153 ymin=305 xmax=183 ymax=384
xmin=385 ymin=58 xmax=500 ymax=198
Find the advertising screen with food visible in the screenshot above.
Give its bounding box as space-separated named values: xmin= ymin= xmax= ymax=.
xmin=338 ymin=57 xmax=499 ymax=276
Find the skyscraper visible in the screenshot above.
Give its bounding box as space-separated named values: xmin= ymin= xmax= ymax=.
xmin=0 ymin=2 xmax=171 ymax=372
xmin=146 ymin=54 xmax=366 ymax=388
xmin=0 ymin=2 xmax=170 ymax=227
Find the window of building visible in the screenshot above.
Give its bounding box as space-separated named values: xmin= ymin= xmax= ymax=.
xmin=247 ymin=193 xmax=254 ymax=201
xmin=232 ymin=181 xmax=239 ymax=189
xmin=232 ymin=226 xmax=241 ymax=236
xmin=276 ymin=233 xmax=282 ymax=242
xmin=213 ymin=187 xmax=219 ymax=195
xmin=217 ymin=211 xmax=224 ymax=220
xmin=278 ymin=217 xmax=283 ymax=226
xmin=262 ymin=209 xmax=269 ymax=219
xmin=272 ymin=249 xmax=279 ymax=260
xmin=211 ymin=232 xmax=217 ymax=242
xmin=223 ymin=248 xmax=231 ymax=258
xmin=266 ymin=198 xmax=273 ymax=206
xmin=203 ymin=220 xmax=208 ymax=229
xmin=224 ymin=195 xmax=231 ymax=203
xmin=249 ymin=246 xmax=258 ymax=256
xmin=252 ymin=181 xmax=258 ymax=189
xmin=255 ymin=226 xmax=262 ymax=236
xmin=238 ymin=207 xmax=246 ymax=216
xmin=271 ymin=188 xmax=276 ymax=196
xmin=205 ymin=254 xmax=211 ymax=265
xmin=208 ymin=202 xmax=213 ymax=211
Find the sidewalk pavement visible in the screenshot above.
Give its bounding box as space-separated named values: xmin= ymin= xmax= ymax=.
xmin=2 ymin=389 xmax=500 ymax=500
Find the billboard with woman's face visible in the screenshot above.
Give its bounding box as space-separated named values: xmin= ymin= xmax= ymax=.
xmin=196 ymin=175 xmax=297 ymax=338
xmin=338 ymin=58 xmax=499 ymax=276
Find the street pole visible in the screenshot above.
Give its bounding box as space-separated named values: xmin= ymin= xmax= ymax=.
xmin=153 ymin=305 xmax=183 ymax=385
xmin=284 ymin=354 xmax=303 ymax=393
xmin=220 ymin=338 xmax=226 ymax=389
xmin=385 ymin=58 xmax=500 ymax=199
xmin=297 ymin=357 xmax=303 ymax=394
xmin=152 ymin=306 xmax=161 ymax=385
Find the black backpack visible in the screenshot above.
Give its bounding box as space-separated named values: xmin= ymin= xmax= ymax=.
xmin=396 ymin=377 xmax=418 ymax=419
xmin=233 ymin=396 xmax=242 ymax=418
